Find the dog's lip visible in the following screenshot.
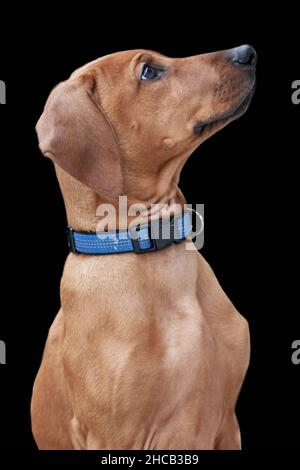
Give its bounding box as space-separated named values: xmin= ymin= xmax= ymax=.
xmin=194 ymin=86 xmax=255 ymax=136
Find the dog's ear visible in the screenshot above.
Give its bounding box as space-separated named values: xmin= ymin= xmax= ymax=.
xmin=36 ymin=74 xmax=123 ymax=197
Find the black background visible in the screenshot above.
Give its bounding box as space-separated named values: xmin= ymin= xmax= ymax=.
xmin=0 ymin=5 xmax=299 ymax=463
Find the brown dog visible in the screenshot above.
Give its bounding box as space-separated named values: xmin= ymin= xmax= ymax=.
xmin=31 ymin=46 xmax=256 ymax=450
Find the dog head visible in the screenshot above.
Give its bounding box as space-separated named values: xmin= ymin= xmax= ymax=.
xmin=36 ymin=46 xmax=256 ymax=201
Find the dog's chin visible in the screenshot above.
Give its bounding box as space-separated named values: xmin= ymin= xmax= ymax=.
xmin=194 ymin=86 xmax=255 ymax=137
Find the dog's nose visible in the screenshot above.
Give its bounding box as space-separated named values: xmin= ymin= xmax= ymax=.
xmin=230 ymin=45 xmax=257 ymax=68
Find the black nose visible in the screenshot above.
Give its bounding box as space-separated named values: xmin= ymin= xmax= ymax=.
xmin=231 ymin=44 xmax=257 ymax=68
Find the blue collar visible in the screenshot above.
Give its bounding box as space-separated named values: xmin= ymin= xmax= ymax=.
xmin=67 ymin=212 xmax=192 ymax=255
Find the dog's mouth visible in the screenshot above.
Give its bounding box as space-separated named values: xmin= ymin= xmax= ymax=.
xmin=194 ymin=86 xmax=255 ymax=136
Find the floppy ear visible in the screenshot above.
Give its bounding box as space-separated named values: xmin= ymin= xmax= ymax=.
xmin=36 ymin=74 xmax=123 ymax=197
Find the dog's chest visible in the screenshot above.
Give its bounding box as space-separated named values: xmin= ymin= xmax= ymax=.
xmin=63 ymin=298 xmax=246 ymax=448
xmin=61 ymin=252 xmax=249 ymax=448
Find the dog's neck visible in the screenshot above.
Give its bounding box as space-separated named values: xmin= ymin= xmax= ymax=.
xmin=55 ymin=165 xmax=186 ymax=232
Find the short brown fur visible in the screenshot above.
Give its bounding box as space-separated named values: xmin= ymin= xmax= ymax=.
xmin=31 ymin=48 xmax=255 ymax=449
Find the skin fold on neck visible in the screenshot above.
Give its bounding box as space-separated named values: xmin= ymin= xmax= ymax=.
xmin=55 ymin=164 xmax=186 ymax=232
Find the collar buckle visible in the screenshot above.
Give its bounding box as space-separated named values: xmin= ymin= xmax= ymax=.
xmin=130 ymin=216 xmax=182 ymax=254
xmin=66 ymin=226 xmax=77 ymax=253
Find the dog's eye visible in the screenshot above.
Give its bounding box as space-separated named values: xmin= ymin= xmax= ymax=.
xmin=141 ymin=64 xmax=164 ymax=81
